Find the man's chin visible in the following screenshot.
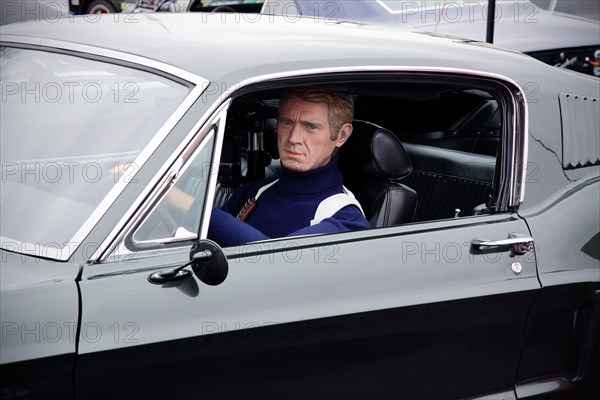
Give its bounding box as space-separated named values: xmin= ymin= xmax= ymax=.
xmin=281 ymin=160 xmax=308 ymax=173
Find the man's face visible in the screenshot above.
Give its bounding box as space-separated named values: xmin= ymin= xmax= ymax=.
xmin=277 ymin=97 xmax=347 ymax=173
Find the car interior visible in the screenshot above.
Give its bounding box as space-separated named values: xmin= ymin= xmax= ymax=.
xmin=210 ymin=77 xmax=502 ymax=229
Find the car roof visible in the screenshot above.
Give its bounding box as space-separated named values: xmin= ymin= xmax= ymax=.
xmin=0 ymin=13 xmax=544 ymax=83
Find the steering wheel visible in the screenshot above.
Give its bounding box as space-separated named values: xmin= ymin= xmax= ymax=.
xmin=133 ymin=202 xmax=181 ymax=242
xmin=155 ymin=203 xmax=180 ymax=236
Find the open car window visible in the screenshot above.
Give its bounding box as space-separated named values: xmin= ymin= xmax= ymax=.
xmin=119 ymin=71 xmax=526 ymax=254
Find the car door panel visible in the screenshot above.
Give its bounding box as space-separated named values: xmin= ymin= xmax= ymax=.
xmin=76 ymin=214 xmax=538 ymax=399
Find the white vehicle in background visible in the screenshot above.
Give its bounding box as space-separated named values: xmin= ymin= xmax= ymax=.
xmin=262 ymin=0 xmax=600 ymax=76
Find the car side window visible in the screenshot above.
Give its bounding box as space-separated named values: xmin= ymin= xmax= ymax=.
xmin=206 ymin=75 xmax=526 ymax=248
xmin=121 ymin=74 xmax=525 ymax=252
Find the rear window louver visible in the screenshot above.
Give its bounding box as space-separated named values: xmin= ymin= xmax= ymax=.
xmin=559 ymin=93 xmax=600 ymax=169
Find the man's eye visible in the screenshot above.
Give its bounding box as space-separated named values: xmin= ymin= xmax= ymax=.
xmin=307 ymin=124 xmax=317 ymax=130
xmin=281 ymin=119 xmax=292 ymax=126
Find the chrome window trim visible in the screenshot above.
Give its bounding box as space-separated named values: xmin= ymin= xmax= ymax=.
xmin=492 ymin=78 xmax=529 ymax=210
xmin=0 ymin=36 xmax=209 ymax=261
xmin=516 ymin=87 xmax=529 ymax=204
xmin=92 ymin=66 xmax=528 ymax=264
xmin=0 ymin=35 xmax=204 ymax=85
xmin=200 ymin=110 xmax=227 ymax=239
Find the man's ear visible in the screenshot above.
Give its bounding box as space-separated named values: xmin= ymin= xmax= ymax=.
xmin=335 ymin=123 xmax=353 ymax=147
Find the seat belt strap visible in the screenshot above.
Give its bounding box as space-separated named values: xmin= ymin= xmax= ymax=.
xmin=236 ymin=179 xmax=278 ymax=221
xmin=255 ymin=179 xmax=278 ymax=200
xmin=310 ymin=186 xmax=365 ymax=226
xmin=239 ymin=180 xmax=364 ymax=225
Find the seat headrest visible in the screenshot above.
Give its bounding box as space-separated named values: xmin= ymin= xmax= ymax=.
xmin=340 ymin=120 xmax=412 ymax=180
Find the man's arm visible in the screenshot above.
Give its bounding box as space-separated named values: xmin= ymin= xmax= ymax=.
xmin=286 ymin=205 xmax=370 ymax=237
xmin=208 ymin=205 xmax=369 ymax=247
xmin=208 ymin=207 xmax=270 ymax=247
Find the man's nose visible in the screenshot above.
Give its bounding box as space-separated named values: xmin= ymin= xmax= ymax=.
xmin=287 ymin=123 xmax=303 ymax=143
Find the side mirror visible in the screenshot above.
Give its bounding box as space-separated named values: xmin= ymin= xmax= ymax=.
xmin=189 ymin=239 xmax=228 ymax=286
xmin=147 ymin=239 xmax=228 ymax=286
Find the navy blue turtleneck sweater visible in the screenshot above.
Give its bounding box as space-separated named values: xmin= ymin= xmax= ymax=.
xmin=208 ymin=157 xmax=369 ymax=247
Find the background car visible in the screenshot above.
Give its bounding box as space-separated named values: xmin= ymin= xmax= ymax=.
xmin=68 ymin=0 xmax=141 ymax=14
xmin=62 ymin=0 xmax=600 ymax=77
xmin=531 ymin=0 xmax=599 ymax=21
xmin=261 ymin=0 xmax=600 ymax=76
xmin=1 ymin=12 xmax=599 ymax=400
xmin=67 ymin=0 xmax=258 ymax=14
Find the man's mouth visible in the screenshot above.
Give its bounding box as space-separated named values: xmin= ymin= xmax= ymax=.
xmin=285 ymin=150 xmax=303 ymax=157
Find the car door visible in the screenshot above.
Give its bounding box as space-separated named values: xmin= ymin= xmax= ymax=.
xmin=76 ymin=218 xmax=538 ymax=400
xmin=75 ymin=76 xmax=539 ymax=400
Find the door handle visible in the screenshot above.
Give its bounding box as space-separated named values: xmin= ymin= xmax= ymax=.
xmin=471 ymin=233 xmax=533 ymax=255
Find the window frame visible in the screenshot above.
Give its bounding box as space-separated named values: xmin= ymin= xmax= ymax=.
xmin=221 ymin=70 xmax=528 ymax=213
xmin=102 ymin=102 xmax=229 ymax=262
xmin=97 ymin=68 xmax=528 ymax=262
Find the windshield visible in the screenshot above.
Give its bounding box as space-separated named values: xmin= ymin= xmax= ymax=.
xmin=0 ymin=47 xmax=190 ymax=259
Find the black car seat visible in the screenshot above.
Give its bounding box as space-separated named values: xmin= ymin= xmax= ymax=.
xmin=339 ymin=120 xmax=417 ymax=227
